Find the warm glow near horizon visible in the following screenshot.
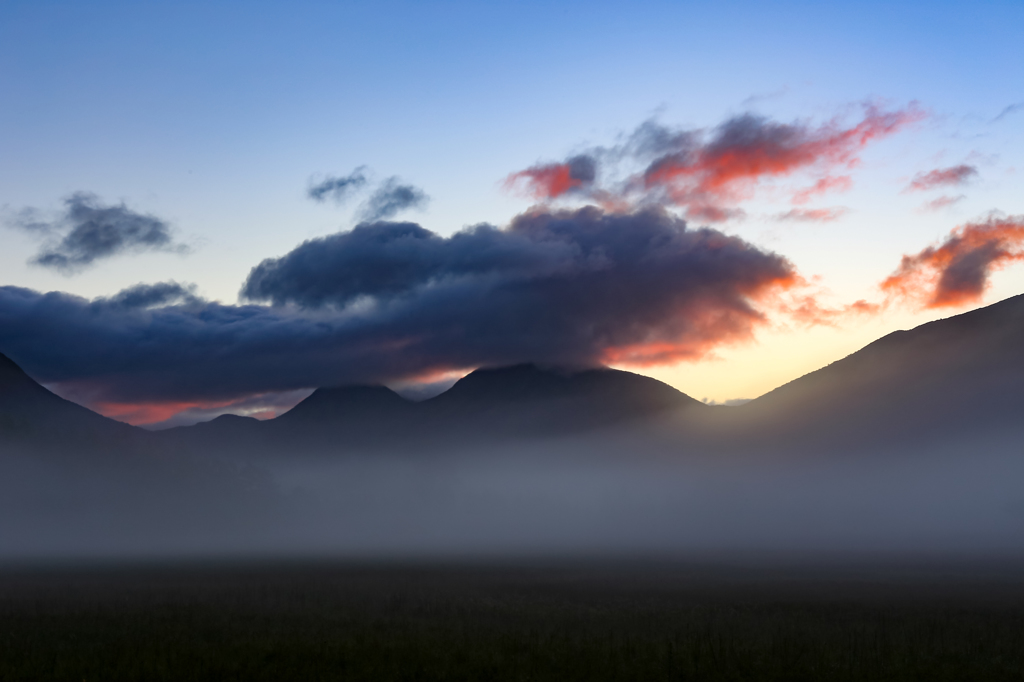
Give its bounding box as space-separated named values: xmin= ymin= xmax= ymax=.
xmin=1 ymin=1 xmax=1021 ymax=427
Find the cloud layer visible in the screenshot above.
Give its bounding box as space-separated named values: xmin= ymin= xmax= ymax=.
xmin=101 ymin=281 xmax=201 ymax=310
xmin=9 ymin=193 xmax=187 ymax=273
xmin=881 ymin=216 xmax=1024 ymax=308
xmin=1 ymin=207 xmax=798 ymax=414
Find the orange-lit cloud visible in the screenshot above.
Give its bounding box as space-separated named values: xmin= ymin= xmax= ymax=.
xmin=774 ymin=207 xmax=849 ymax=222
xmin=504 ymin=104 xmax=923 ymax=222
xmin=601 ymin=269 xmax=803 ymax=366
xmin=905 ymin=164 xmax=978 ymax=192
xmin=504 ymin=155 xmax=597 ymax=199
xmin=782 ymin=293 xmax=880 ymax=327
xmin=641 ymin=104 xmax=923 ymax=220
xmin=918 ymin=194 xmax=965 ymax=212
xmin=881 ymin=216 xmax=1024 ymax=308
xmin=600 ymin=271 xmax=883 ymax=363
xmin=791 ymin=175 xmax=853 ymax=204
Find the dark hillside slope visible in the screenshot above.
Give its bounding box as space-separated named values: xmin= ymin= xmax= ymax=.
xmin=417 ymin=364 xmax=701 ymax=443
xmin=161 ymin=386 xmax=415 ymax=455
xmin=0 ymin=354 xmax=279 ymax=556
xmin=0 ymin=352 xmax=144 ymax=453
xmin=726 ymin=293 xmax=1024 ymax=451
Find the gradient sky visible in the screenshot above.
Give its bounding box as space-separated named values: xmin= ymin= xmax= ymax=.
xmin=1 ymin=0 xmax=1022 ymax=426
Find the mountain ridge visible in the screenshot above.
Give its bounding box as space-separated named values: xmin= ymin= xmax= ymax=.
xmin=159 ymin=363 xmax=702 ymax=456
xmin=718 ymin=292 xmax=1024 ymax=451
xmin=3 ymin=292 xmax=1024 ymax=457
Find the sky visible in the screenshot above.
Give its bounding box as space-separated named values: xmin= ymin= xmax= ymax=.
xmin=0 ymin=0 xmax=1022 ymax=427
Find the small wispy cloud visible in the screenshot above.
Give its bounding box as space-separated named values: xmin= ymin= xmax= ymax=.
xmin=358 ymin=177 xmax=429 ymax=222
xmin=919 ymin=195 xmax=965 ymax=212
xmin=991 ymin=102 xmax=1024 ymax=124
xmin=307 ymin=167 xmax=369 ymax=203
xmin=905 ymin=165 xmax=978 ymax=193
xmin=6 ymin=192 xmax=188 ymax=274
xmin=774 ymin=207 xmax=849 ymax=223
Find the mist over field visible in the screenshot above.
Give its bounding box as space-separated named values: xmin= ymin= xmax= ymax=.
xmin=248 ymin=430 xmax=1024 ymax=557
xmin=3 ymin=418 xmax=1024 ymax=562
xmin=1 ymin=291 xmax=1023 ymax=562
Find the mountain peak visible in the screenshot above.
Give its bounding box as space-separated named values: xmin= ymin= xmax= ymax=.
xmin=436 ymin=363 xmax=600 ymax=404
xmin=0 ymin=353 xmax=57 ymax=407
xmin=433 ymin=363 xmax=698 ymax=407
xmin=415 ymin=363 xmax=700 ymax=441
xmin=276 ymin=384 xmax=411 ymax=424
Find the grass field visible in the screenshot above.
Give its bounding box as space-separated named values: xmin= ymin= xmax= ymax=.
xmin=2 ymin=558 xmax=1024 ymax=681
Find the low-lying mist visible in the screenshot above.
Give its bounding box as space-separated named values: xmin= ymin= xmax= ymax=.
xmin=3 ymin=425 xmax=1024 ymax=562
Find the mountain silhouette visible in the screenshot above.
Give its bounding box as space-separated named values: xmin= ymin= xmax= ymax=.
xmin=415 ymin=364 xmax=700 ymax=444
xmin=163 ymin=364 xmax=701 ymax=457
xmin=0 ymin=354 xmax=282 ymax=555
xmin=5 ymin=297 xmax=1024 ymax=558
xmin=0 ymin=353 xmax=142 ymax=453
xmin=278 ymin=385 xmax=413 ymax=425
xmin=5 ymin=292 xmax=1024 ymax=460
xmin=716 ymin=292 xmax=1024 ymax=453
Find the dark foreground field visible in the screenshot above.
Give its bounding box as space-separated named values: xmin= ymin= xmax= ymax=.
xmin=2 ymin=558 xmax=1024 ymax=681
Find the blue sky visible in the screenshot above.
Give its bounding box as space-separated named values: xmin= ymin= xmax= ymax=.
xmin=1 ymin=0 xmax=1022 ymax=424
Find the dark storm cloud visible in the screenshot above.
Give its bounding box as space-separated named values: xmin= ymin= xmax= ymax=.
xmin=358 ymin=177 xmax=429 ymax=221
xmin=241 ymin=208 xmax=797 ymax=366
xmin=240 ymin=220 xmax=570 ymax=309
xmin=0 ymin=207 xmax=797 ymax=406
xmin=307 ymin=167 xmax=368 ymax=203
xmin=9 ymin=193 xmax=187 ymax=273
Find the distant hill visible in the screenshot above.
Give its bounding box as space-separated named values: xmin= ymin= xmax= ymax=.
xmin=163 ymin=364 xmax=702 ymax=457
xmin=415 ymin=364 xmax=700 ymax=443
xmin=718 ymin=293 xmax=1024 ymax=452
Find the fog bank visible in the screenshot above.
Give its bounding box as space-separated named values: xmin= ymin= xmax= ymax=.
xmin=3 ymin=427 xmax=1023 ymax=561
